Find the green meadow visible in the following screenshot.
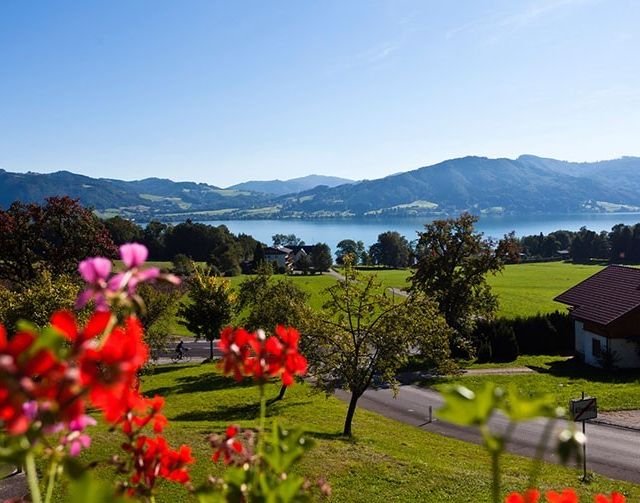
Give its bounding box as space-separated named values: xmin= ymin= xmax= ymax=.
xmin=62 ymin=364 xmax=640 ymax=502
xmin=357 ymin=262 xmax=606 ymax=318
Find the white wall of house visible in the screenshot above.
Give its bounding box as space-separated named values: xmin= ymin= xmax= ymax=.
xmin=575 ymin=320 xmax=640 ymax=368
xmin=265 ymin=253 xmax=288 ymax=268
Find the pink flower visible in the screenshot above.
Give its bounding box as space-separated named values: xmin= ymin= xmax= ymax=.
xmin=78 ymin=257 xmax=112 ymax=284
xmin=77 ymin=257 xmax=113 ymax=310
xmin=69 ymin=414 xmax=97 ymax=432
xmin=62 ymin=414 xmax=97 ymax=456
xmin=22 ymin=401 xmax=38 ymax=420
xmin=120 ymin=243 xmax=148 ymax=269
xmin=65 ymin=431 xmax=92 ymax=456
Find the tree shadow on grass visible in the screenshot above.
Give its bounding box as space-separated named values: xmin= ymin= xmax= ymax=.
xmin=171 ymin=398 xmax=312 ymax=423
xmin=143 ymin=365 xmax=189 ymax=376
xmin=305 ymin=430 xmax=351 ymax=442
xmin=144 ymin=373 xmax=255 ymax=397
xmin=529 ymin=357 xmax=640 ymax=384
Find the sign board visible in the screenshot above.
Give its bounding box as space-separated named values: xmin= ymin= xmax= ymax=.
xmin=570 ymin=397 xmax=597 ymax=422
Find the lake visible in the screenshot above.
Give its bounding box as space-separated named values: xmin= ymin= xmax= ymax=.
xmin=196 ymin=213 xmax=640 ymax=251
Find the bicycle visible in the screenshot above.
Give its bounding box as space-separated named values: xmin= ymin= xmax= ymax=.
xmin=171 ymin=347 xmax=192 ymax=363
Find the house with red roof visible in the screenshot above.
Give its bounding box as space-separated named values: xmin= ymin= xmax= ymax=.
xmin=555 ymin=265 xmax=640 ymax=368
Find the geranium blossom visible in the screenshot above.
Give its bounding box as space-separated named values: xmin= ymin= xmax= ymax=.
xmin=210 ymin=425 xmax=250 ymax=465
xmin=505 ymin=489 xmax=540 ymax=503
xmin=545 ymin=489 xmax=578 ymax=503
xmin=125 ymin=435 xmax=193 ymax=495
xmin=595 ymin=493 xmax=626 ymax=503
xmin=218 ymin=326 xmax=307 ymax=386
xmin=76 ymin=243 xmax=179 ymax=311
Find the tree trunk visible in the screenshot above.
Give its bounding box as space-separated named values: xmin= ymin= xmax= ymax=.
xmin=209 ymin=339 xmax=214 ymax=360
xmin=343 ymin=392 xmax=361 ymax=437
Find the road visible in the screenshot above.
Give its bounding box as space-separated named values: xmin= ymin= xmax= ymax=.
xmin=335 ymin=384 xmax=640 ymax=483
xmin=152 ymin=339 xmax=220 ymax=363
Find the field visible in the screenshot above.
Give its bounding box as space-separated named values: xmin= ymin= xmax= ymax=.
xmin=357 ymin=262 xmax=607 ymax=319
xmin=63 ymin=364 xmax=640 ymax=502
xmin=164 ymin=261 xmax=611 ymax=339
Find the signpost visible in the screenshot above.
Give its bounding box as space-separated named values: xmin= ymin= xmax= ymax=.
xmin=569 ymin=392 xmax=597 ymax=481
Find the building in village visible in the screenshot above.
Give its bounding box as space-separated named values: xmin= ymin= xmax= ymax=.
xmin=555 ymin=265 xmax=640 ymax=368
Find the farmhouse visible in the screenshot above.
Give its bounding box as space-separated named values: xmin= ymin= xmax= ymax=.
xmin=264 ymin=246 xmax=293 ymax=271
xmin=555 ymin=265 xmax=640 ymax=368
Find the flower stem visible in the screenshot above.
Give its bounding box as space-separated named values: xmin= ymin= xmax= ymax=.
xmin=491 ymin=451 xmax=500 ymax=503
xmin=44 ymin=460 xmax=58 ymax=503
xmin=258 ymin=383 xmax=267 ymax=454
xmin=25 ymin=451 xmax=42 ymax=503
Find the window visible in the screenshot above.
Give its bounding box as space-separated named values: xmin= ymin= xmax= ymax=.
xmin=592 ymin=338 xmax=603 ymax=358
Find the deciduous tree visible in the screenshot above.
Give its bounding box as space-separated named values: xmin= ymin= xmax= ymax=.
xmin=237 ymin=268 xmax=314 ymax=401
xmin=0 ymin=197 xmax=116 ymax=284
xmin=178 ymin=268 xmax=236 ymax=359
xmin=305 ymin=265 xmax=451 ymax=436
xmin=411 ymin=213 xmax=506 ymax=355
xmin=310 ymin=242 xmax=332 ymax=271
xmin=369 ymin=231 xmax=412 ymax=268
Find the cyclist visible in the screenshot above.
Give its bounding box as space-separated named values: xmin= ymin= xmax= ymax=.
xmin=175 ymin=340 xmax=185 ymax=360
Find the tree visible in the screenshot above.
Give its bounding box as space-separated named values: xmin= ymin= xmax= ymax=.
xmin=310 ymin=242 xmax=332 ymax=272
xmin=495 ymin=231 xmax=521 ymax=263
xmin=172 ymin=253 xmax=196 ymax=278
xmin=295 ymin=253 xmax=312 ymax=275
xmin=335 ymin=239 xmax=364 ymax=265
xmin=369 ymin=231 xmax=412 ymax=268
xmin=570 ymin=227 xmax=610 ymax=263
xmin=237 ymin=269 xmax=314 ymax=401
xmin=410 ymin=213 xmax=506 ymax=355
xmin=137 ymin=282 xmax=184 ymax=356
xmin=178 ymin=268 xmax=236 ymax=359
xmin=142 ymin=220 xmax=170 ymax=260
xmin=305 ymin=266 xmax=451 ymax=436
xmin=272 ymin=234 xmax=304 ymax=247
xmin=103 ymin=216 xmax=143 ymax=245
xmin=0 ymin=197 xmax=117 ymax=284
xmin=252 ymin=243 xmax=266 ymax=270
xmin=0 ymin=271 xmax=84 ymax=333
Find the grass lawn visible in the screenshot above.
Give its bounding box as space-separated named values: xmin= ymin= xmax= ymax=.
xmin=357 ymin=262 xmax=607 ymax=319
xmin=62 ymin=363 xmax=640 ymax=502
xmin=462 ymin=354 xmax=573 ymax=370
xmin=487 ymin=262 xmax=606 ymax=318
xmin=165 ymin=273 xmax=339 ymax=338
xmin=428 ymin=356 xmax=640 ymax=412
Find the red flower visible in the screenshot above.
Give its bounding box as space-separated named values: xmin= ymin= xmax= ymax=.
xmin=51 ymin=310 xmax=111 ymax=347
xmin=545 ymin=489 xmax=578 ymax=503
xmin=122 ymin=395 xmax=168 ymax=436
xmin=80 ymin=316 xmax=149 ymax=422
xmin=218 ymin=327 xmax=254 ymax=381
xmin=211 ymin=425 xmax=245 ymax=465
xmin=126 ymin=435 xmax=193 ymax=494
xmin=0 ymin=325 xmax=65 ymax=434
xmin=272 ymin=325 xmax=307 ymax=386
xmin=505 ymin=489 xmax=540 ymax=503
xmin=595 ymin=493 xmax=626 ymax=503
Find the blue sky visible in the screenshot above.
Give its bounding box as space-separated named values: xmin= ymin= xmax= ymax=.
xmin=0 ymin=0 xmax=638 ymax=187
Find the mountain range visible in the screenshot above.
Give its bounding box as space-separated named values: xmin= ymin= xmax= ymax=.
xmin=227 ymin=175 xmax=354 ymax=196
xmin=1 ymin=155 xmax=639 ymax=220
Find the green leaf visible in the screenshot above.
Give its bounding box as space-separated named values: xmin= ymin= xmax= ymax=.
xmin=437 ymin=384 xmax=501 ymax=426
xmin=500 ymin=385 xmax=560 ymax=421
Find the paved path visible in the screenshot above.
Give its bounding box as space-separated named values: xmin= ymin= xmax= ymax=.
xmin=335 ymin=384 xmax=640 ymax=483
xmin=0 ymin=469 xmax=27 ymax=501
xmin=462 ymin=367 xmax=536 ymax=375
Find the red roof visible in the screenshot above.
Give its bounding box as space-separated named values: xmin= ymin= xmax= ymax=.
xmin=554 ymin=265 xmax=640 ymax=326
